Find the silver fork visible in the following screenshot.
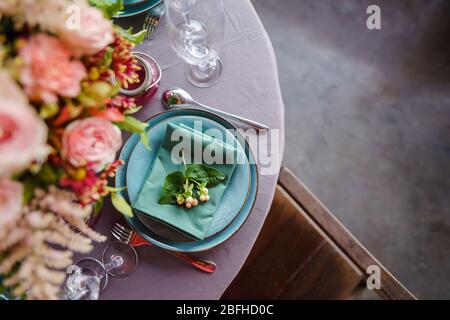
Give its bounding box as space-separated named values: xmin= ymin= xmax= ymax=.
xmin=111 ymin=222 xmax=217 ymax=273
xmin=143 ymin=1 xmax=166 ymax=40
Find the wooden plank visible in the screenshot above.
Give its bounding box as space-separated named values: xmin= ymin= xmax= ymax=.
xmin=223 ymin=186 xmax=325 ymax=299
xmin=278 ymin=242 xmax=363 ymax=299
xmin=239 ymin=184 xmax=304 ymax=267
xmin=222 ymin=186 xmax=363 ymax=299
xmin=278 ymin=167 xmax=417 ymax=300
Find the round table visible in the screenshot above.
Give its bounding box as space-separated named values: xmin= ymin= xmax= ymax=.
xmin=88 ymin=0 xmax=285 ymax=299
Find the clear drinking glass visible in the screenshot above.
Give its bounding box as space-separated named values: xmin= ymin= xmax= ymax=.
xmin=62 ymin=242 xmax=138 ymax=300
xmin=166 ymin=0 xmax=225 ymax=87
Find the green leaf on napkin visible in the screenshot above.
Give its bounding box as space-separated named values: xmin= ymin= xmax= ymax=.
xmin=157 ymin=163 xmax=226 ymax=206
xmin=111 ymin=192 xmax=133 ymax=217
xmin=158 ymin=171 xmax=185 ymax=205
xmin=186 ymin=164 xmax=226 ymax=187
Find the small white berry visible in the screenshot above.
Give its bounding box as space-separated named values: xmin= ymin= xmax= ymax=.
xmin=192 ymin=198 xmax=199 ymax=206
xmin=186 ymin=196 xmax=194 ymax=204
xmin=203 ymin=188 xmax=209 ymax=195
xmin=200 ymin=195 xmax=206 ymax=202
xmin=205 ymin=195 xmax=210 ymax=201
xmin=185 ymin=202 xmax=192 ymax=209
xmin=177 ymin=198 xmax=184 ymax=205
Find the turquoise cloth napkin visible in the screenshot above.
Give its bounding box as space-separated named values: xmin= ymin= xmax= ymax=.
xmin=132 ymin=122 xmax=239 ymax=240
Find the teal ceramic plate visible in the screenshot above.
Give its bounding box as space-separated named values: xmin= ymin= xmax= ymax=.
xmin=115 ymin=109 xmax=258 ymax=252
xmin=123 ymin=0 xmax=149 ymax=6
xmin=126 ymin=116 xmax=250 ymax=241
xmin=114 ymin=0 xmax=162 ymax=18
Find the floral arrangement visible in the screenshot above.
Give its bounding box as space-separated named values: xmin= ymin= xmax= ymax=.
xmin=0 ymin=0 xmax=148 ymax=299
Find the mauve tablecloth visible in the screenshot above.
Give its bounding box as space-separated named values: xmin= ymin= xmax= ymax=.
xmin=85 ymin=0 xmax=285 ymax=299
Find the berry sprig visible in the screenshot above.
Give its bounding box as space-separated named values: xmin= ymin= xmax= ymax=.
xmin=158 ymin=149 xmax=225 ymax=209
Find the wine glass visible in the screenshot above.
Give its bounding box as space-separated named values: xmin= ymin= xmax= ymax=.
xmin=166 ymin=0 xmax=225 ymax=87
xmin=62 ymin=242 xmax=138 ymax=300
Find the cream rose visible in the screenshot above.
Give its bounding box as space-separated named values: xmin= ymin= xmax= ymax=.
xmin=62 ymin=117 xmax=122 ymax=171
xmin=0 ymin=71 xmax=49 ymax=178
xmin=57 ymin=6 xmax=114 ymax=57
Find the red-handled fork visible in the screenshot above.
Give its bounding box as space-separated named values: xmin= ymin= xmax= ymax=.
xmin=110 ymin=222 xmax=216 ymax=273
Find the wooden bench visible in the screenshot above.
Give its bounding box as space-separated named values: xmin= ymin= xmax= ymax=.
xmin=222 ymin=167 xmax=416 ymax=300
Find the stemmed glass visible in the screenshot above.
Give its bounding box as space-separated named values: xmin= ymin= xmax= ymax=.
xmin=62 ymin=242 xmax=138 ymax=300
xmin=166 ymin=0 xmax=225 ymax=87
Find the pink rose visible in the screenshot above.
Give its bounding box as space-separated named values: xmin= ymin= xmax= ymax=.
xmin=0 ymin=72 xmax=49 ymax=178
xmin=19 ymin=34 xmax=87 ymax=104
xmin=0 ymin=179 xmax=23 ymax=229
xmin=57 ymin=7 xmax=114 ymax=57
xmin=62 ymin=117 xmax=122 ymax=171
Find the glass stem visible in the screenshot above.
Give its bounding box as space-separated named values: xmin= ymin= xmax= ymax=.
xmin=195 ymin=58 xmax=217 ymax=73
xmin=182 ymin=12 xmax=191 ymax=28
xmin=101 ymin=255 xmax=124 ymax=278
xmin=62 ymin=288 xmax=89 ymax=300
xmin=104 ymin=255 xmax=124 ymax=272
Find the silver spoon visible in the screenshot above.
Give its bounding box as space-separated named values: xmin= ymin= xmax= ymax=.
xmin=161 ymin=87 xmax=270 ymax=131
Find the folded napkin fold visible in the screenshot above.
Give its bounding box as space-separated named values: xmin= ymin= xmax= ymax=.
xmin=132 ymin=122 xmax=239 ymax=240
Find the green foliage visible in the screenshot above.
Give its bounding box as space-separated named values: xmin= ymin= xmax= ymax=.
xmin=111 ymin=192 xmax=133 ymax=217
xmin=185 ymin=164 xmax=226 ymax=187
xmin=115 ymin=116 xmax=148 ymax=134
xmin=105 ymin=186 xmax=127 ymax=193
xmin=158 ymin=171 xmax=186 ymax=205
xmin=158 ymin=164 xmax=226 ymax=205
xmin=39 ymin=103 xmax=59 ymax=119
xmin=20 ymin=163 xmax=63 ymax=205
xmin=22 ymin=178 xmax=40 ymax=205
xmin=89 ymin=0 xmax=124 ymax=18
xmin=114 ymin=26 xmax=146 ymax=45
xmin=79 ymin=81 xmax=116 ymax=108
xmin=115 ymin=116 xmax=151 ymax=150
xmin=92 ymin=197 xmax=104 ymax=218
xmin=124 ymin=106 xmax=143 ymax=115
xmin=97 ymin=47 xmax=114 ymax=70
xmin=37 ymin=163 xmax=62 ymax=185
xmin=140 ymin=132 xmax=151 ymax=151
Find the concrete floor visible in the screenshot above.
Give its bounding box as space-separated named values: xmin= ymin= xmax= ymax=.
xmin=251 ymin=0 xmax=450 ymax=299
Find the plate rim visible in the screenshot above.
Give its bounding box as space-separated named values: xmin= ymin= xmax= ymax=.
xmin=125 ymin=115 xmax=251 ymax=240
xmin=123 ymin=0 xmax=150 ymax=8
xmin=116 ymin=109 xmax=259 ymax=252
xmin=113 ymin=0 xmax=162 ymax=18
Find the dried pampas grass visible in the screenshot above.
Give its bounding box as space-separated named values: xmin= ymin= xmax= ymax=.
xmin=0 ymin=186 xmax=106 ymax=300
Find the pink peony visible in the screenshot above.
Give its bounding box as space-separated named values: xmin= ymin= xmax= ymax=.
xmin=19 ymin=34 xmax=87 ymax=104
xmin=0 ymin=179 xmax=23 ymax=229
xmin=62 ymin=117 xmax=122 ymax=172
xmin=0 ymin=72 xmax=49 ymax=178
xmin=57 ymin=6 xmax=114 ymax=57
